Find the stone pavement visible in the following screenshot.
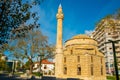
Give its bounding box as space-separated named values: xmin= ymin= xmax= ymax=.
xmin=0 ymin=74 xmax=81 ymax=80
xmin=0 ymin=73 xmax=41 ymax=80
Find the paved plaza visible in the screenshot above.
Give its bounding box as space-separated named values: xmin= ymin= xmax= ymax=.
xmin=0 ymin=73 xmax=82 ymax=80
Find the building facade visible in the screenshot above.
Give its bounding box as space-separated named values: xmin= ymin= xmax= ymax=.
xmin=62 ymin=35 xmax=106 ymax=80
xmin=0 ymin=53 xmax=7 ymax=61
xmin=55 ymin=4 xmax=106 ymax=80
xmin=92 ymin=18 xmax=120 ymax=75
xmin=33 ymin=59 xmax=54 ymax=75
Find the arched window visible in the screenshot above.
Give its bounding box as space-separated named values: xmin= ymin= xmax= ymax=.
xmin=71 ymin=49 xmax=73 ymax=54
xmin=64 ymin=57 xmax=66 ymax=63
xmin=77 ymin=56 xmax=80 ymax=62
xmin=101 ymin=57 xmax=102 ymax=64
xmin=77 ymin=65 xmax=81 ymax=75
xmin=64 ymin=67 xmax=67 ymax=74
xmin=91 ymin=64 xmax=93 ymax=75
xmin=44 ymin=65 xmax=47 ymax=69
xmin=101 ymin=66 xmax=103 ymax=75
xmin=91 ymin=56 xmax=93 ymax=63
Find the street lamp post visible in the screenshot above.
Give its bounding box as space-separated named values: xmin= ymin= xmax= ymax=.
xmin=106 ymin=40 xmax=120 ymax=80
xmin=12 ymin=60 xmax=16 ymax=76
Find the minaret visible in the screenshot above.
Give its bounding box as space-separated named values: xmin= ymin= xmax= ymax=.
xmin=56 ymin=4 xmax=64 ymax=50
xmin=55 ymin=4 xmax=64 ymax=78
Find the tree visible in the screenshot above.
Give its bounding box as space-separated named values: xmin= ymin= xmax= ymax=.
xmin=15 ymin=61 xmax=21 ymax=72
xmin=24 ymin=60 xmax=31 ymax=70
xmin=0 ymin=0 xmax=43 ymax=48
xmin=8 ymin=26 xmax=54 ymax=74
xmin=0 ymin=53 xmax=8 ymax=71
xmin=113 ymin=9 xmax=120 ymax=20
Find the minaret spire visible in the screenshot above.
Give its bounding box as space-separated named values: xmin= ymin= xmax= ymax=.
xmin=59 ymin=3 xmax=62 ymax=8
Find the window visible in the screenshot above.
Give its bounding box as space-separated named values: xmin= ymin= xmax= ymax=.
xmin=77 ymin=65 xmax=81 ymax=75
xmin=91 ymin=64 xmax=93 ymax=75
xmin=101 ymin=66 xmax=103 ymax=75
xmin=109 ymin=48 xmax=112 ymax=50
xmin=64 ymin=57 xmax=66 ymax=63
xmin=108 ymin=33 xmax=111 ymax=35
xmin=71 ymin=49 xmax=73 ymax=54
xmin=110 ymin=52 xmax=113 ymax=55
xmin=106 ymin=62 xmax=108 ymax=67
xmin=110 ymin=59 xmax=113 ymax=62
xmin=110 ymin=64 xmax=113 ymax=67
xmin=101 ymin=57 xmax=102 ymax=64
xmin=78 ymin=56 xmax=80 ymax=62
xmin=91 ymin=56 xmax=93 ymax=63
xmin=44 ymin=65 xmax=47 ymax=69
xmin=115 ymin=46 xmax=119 ymax=49
xmin=64 ymin=67 xmax=67 ymax=74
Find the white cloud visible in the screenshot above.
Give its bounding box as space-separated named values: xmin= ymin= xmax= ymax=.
xmin=84 ymin=30 xmax=94 ymax=36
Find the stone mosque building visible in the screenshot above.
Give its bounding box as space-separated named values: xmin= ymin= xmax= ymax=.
xmin=55 ymin=4 xmax=106 ymax=80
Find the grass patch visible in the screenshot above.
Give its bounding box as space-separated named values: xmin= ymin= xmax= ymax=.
xmin=107 ymin=76 xmax=116 ymax=80
xmin=14 ymin=72 xmax=24 ymax=76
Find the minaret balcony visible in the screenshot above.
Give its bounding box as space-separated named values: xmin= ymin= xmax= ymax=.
xmin=56 ymin=14 xmax=64 ymax=19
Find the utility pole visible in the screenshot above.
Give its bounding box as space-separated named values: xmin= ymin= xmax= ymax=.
xmin=106 ymin=40 xmax=120 ymax=80
xmin=12 ymin=60 xmax=16 ymax=76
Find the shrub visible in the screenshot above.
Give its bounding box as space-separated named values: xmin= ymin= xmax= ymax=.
xmin=33 ymin=72 xmax=43 ymax=77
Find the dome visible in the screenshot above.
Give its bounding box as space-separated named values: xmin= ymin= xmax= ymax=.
xmin=65 ymin=34 xmax=97 ymax=47
xmin=72 ymin=34 xmax=91 ymax=39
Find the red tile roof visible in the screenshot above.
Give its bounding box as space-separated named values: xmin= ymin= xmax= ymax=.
xmin=34 ymin=59 xmax=54 ymax=64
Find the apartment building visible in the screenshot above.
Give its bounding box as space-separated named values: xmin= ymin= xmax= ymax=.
xmin=92 ymin=18 xmax=120 ymax=75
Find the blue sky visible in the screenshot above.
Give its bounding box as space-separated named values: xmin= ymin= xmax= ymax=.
xmin=3 ymin=0 xmax=120 ymax=61
xmin=33 ymin=0 xmax=120 ymax=44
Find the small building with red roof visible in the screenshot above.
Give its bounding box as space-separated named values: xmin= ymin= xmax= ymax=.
xmin=33 ymin=59 xmax=54 ymax=75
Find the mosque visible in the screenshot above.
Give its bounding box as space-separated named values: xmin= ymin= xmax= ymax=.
xmin=55 ymin=4 xmax=106 ymax=80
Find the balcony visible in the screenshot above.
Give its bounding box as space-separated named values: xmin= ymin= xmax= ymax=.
xmin=117 ymin=53 xmax=120 ymax=57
